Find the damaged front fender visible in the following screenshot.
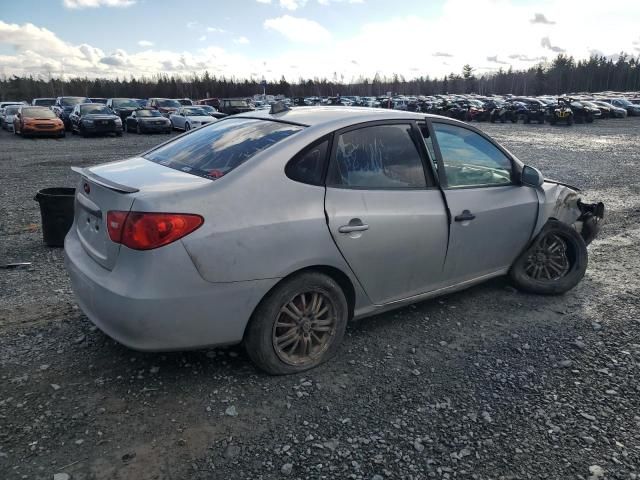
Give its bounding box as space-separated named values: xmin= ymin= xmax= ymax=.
xmin=533 ymin=182 xmax=605 ymax=245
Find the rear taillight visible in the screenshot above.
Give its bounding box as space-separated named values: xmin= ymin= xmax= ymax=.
xmin=107 ymin=211 xmax=203 ymax=250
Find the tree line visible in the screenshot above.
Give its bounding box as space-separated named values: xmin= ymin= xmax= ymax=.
xmin=1 ymin=53 xmax=639 ymax=102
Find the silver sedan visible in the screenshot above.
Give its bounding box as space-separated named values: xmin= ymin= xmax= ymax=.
xmin=169 ymin=106 xmax=218 ymax=131
xmin=64 ymin=106 xmax=604 ymax=374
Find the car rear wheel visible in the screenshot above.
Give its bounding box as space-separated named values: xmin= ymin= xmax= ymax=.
xmin=185 ymin=122 xmax=191 ymax=131
xmin=244 ymin=272 xmax=348 ymax=375
xmin=509 ymin=220 xmax=588 ymax=295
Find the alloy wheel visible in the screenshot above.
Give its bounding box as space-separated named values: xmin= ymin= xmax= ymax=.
xmin=524 ymin=233 xmax=570 ymax=281
xmin=272 ymin=291 xmax=337 ymax=367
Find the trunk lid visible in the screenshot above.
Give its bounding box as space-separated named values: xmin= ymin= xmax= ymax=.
xmin=72 ymin=157 xmax=212 ymax=270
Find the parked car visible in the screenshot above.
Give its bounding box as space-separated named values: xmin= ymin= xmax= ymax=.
xmin=0 ymin=102 xmax=24 ymax=128
xmin=196 ymin=104 xmax=228 ymax=119
xmin=195 ymin=98 xmax=221 ymax=108
xmin=124 ymin=108 xmax=172 ymax=134
xmin=31 ymin=98 xmax=56 ymax=107
xmin=52 ymin=96 xmax=91 ymax=130
xmin=69 ymin=103 xmax=123 ymax=137
xmin=1 ymin=105 xmax=21 ymax=132
xmin=89 ymin=98 xmax=108 ymax=104
xmin=568 ymin=100 xmax=598 ymax=123
xmin=218 ymin=98 xmax=254 ymax=115
xmin=169 ymin=106 xmax=219 ymax=131
xmin=510 ymin=98 xmax=546 ymax=124
xmin=107 ymin=98 xmax=140 ymax=121
xmin=602 ymin=98 xmax=640 ymax=116
xmin=13 ymin=105 xmax=65 ymax=138
xmin=147 ymin=98 xmax=182 ymax=117
xmin=591 ymin=100 xmax=627 ymax=118
xmin=64 ymin=108 xmax=604 ymax=375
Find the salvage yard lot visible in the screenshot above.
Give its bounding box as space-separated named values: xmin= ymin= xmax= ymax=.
xmin=1 ymin=119 xmax=640 ymax=479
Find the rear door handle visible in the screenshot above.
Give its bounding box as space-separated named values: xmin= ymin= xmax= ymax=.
xmin=338 ymin=219 xmax=369 ymax=233
xmin=454 ymin=210 xmax=476 ymax=222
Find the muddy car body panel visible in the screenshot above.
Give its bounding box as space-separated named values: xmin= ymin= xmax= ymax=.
xmin=64 ymin=107 xmax=604 ymax=358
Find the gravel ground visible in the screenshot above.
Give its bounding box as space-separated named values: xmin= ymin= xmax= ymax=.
xmin=1 ymin=119 xmax=639 ymax=480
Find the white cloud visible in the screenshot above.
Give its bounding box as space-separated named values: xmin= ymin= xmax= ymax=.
xmin=279 ymin=0 xmax=307 ymax=10
xmin=207 ymin=26 xmax=226 ymax=33
xmin=63 ymin=0 xmax=135 ymax=8
xmin=234 ymin=36 xmax=250 ymax=45
xmin=256 ymin=0 xmax=271 ymax=3
xmin=137 ymin=40 xmax=153 ymax=47
xmin=264 ymin=15 xmax=331 ymax=44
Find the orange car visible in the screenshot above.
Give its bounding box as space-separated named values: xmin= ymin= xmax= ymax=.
xmin=14 ymin=106 xmax=65 ymax=138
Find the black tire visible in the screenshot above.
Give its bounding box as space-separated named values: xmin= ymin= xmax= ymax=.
xmin=59 ymin=131 xmax=66 ymax=138
xmin=185 ymin=122 xmax=191 ymax=131
xmin=244 ymin=272 xmax=348 ymax=375
xmin=567 ymin=116 xmax=574 ymax=126
xmin=524 ymin=115 xmax=530 ymax=124
xmin=538 ymin=117 xmax=545 ymax=124
xmin=586 ymin=114 xmax=594 ymax=123
xmin=136 ymin=124 xmax=141 ymax=134
xmin=550 ymin=117 xmax=557 ymax=125
xmin=509 ymin=220 xmax=588 ymax=295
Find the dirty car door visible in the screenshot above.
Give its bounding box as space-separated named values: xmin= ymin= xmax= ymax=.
xmin=325 ymin=122 xmax=449 ymax=304
xmin=428 ymin=121 xmax=539 ymax=283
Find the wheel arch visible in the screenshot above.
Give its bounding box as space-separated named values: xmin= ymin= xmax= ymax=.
xmin=244 ymin=264 xmax=357 ymax=342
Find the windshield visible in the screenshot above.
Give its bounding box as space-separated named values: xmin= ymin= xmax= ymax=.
xmin=157 ymin=99 xmax=181 ymax=108
xmin=81 ymin=105 xmax=112 ymax=115
xmin=178 ymin=99 xmax=193 ymax=105
xmin=614 ymin=98 xmax=632 ymax=106
xmin=228 ymin=100 xmax=248 ymax=107
xmin=113 ymin=99 xmax=139 ymax=108
xmin=33 ymin=99 xmax=56 ymax=107
xmin=22 ymin=108 xmax=57 ymax=119
xmin=137 ymin=110 xmax=163 ymax=117
xmin=200 ymin=105 xmax=216 ymax=112
xmin=4 ymin=106 xmax=19 ymax=115
xmin=145 ymin=118 xmax=303 ymax=180
xmin=182 ymin=107 xmax=208 ymax=116
xmin=61 ymin=97 xmax=88 ymax=106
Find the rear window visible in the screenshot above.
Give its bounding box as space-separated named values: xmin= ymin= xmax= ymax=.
xmin=145 ymin=118 xmax=304 ymax=180
xmin=33 ymin=99 xmax=56 ymax=107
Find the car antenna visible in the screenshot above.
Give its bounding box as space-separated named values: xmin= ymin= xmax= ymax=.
xmin=270 ymin=101 xmax=290 ymax=115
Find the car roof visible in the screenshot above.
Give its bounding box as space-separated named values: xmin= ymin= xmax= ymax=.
xmin=234 ymin=106 xmax=436 ymax=128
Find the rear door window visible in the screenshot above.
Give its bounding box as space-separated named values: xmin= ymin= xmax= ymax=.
xmin=145 ymin=118 xmax=303 ymax=180
xmin=327 ymin=124 xmax=427 ymax=189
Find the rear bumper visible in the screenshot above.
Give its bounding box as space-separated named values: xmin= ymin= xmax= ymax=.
xmin=64 ymin=228 xmax=277 ymax=351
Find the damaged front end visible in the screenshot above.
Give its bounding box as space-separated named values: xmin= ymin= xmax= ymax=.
xmin=537 ymin=182 xmax=605 ymax=245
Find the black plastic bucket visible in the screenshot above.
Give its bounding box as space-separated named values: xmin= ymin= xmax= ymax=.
xmin=34 ymin=188 xmax=75 ymax=247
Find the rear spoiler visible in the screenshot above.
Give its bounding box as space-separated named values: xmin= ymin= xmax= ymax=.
xmin=71 ymin=166 xmax=139 ymax=194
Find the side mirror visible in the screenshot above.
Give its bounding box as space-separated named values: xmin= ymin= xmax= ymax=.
xmin=521 ymin=165 xmax=544 ymax=188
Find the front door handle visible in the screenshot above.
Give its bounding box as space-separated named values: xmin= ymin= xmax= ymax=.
xmin=454 ymin=210 xmax=476 ymax=222
xmin=338 ymin=219 xmax=369 ymax=233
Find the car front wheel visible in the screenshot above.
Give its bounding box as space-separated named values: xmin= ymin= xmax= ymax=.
xmin=244 ymin=272 xmax=348 ymax=375
xmin=509 ymin=220 xmax=588 ymax=295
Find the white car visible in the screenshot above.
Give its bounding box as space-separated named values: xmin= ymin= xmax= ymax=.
xmin=170 ymin=106 xmax=218 ymax=131
xmin=1 ymin=105 xmax=21 ymax=132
